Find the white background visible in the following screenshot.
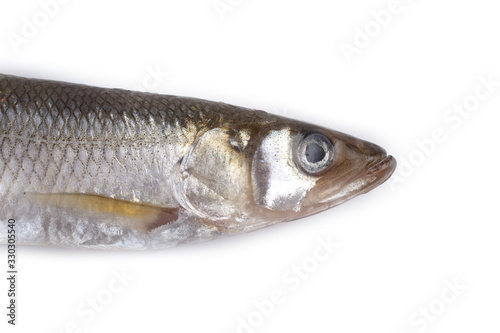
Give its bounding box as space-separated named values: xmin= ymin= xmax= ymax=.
xmin=1 ymin=0 xmax=499 ymax=332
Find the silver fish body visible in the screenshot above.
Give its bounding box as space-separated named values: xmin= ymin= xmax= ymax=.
xmin=0 ymin=74 xmax=396 ymax=249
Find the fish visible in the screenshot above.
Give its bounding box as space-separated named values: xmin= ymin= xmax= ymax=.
xmin=0 ymin=73 xmax=396 ymax=249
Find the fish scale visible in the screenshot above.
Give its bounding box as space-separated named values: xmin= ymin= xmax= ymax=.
xmin=0 ymin=74 xmax=219 ymax=204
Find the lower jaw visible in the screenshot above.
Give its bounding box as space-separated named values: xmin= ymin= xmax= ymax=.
xmin=300 ymin=155 xmax=397 ymax=214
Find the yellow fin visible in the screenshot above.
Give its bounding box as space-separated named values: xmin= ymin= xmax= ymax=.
xmin=25 ymin=193 xmax=178 ymax=232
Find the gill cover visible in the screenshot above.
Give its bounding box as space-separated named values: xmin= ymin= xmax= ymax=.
xmin=178 ymin=128 xmax=253 ymax=222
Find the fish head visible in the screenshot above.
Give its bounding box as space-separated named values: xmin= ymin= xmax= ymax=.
xmin=249 ymin=119 xmax=397 ymax=222
xmin=177 ymin=114 xmax=396 ymax=231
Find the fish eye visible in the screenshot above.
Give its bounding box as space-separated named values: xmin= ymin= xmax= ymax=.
xmin=297 ymin=133 xmax=335 ymax=174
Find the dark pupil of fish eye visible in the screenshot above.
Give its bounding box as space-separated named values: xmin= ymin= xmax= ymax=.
xmin=305 ymin=142 xmax=326 ymax=163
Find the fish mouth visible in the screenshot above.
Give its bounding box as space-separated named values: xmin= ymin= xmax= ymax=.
xmin=367 ymin=155 xmax=397 ymax=178
xmin=314 ymin=154 xmax=397 ymax=206
xmin=359 ymin=155 xmax=397 ymax=194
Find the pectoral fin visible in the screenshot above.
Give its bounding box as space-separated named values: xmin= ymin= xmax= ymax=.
xmin=25 ymin=193 xmax=178 ymax=232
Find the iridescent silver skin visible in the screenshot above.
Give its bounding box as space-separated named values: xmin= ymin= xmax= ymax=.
xmin=0 ymin=74 xmax=396 ymax=249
